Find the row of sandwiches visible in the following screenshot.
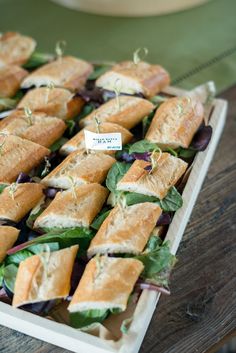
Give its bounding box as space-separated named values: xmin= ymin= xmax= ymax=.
xmin=0 ymin=32 xmax=205 ymax=330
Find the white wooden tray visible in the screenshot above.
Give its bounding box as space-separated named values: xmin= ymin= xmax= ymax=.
xmin=0 ymin=85 xmax=228 ymax=353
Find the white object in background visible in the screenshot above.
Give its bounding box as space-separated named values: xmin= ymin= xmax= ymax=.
xmin=52 ymin=0 xmax=211 ymax=17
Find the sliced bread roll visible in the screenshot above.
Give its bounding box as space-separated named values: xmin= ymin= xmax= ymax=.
xmin=117 ymin=153 xmax=188 ymax=199
xmin=0 ymin=110 xmax=66 ymax=148
xmin=60 ymin=122 xmax=133 ymax=156
xmin=96 ymin=60 xmax=170 ymax=98
xmin=34 ymin=183 xmax=109 ymax=230
xmin=0 ymin=226 xmax=20 ymax=263
xmin=79 ymin=95 xmax=154 ymax=129
xmin=0 ymin=32 xmax=36 ymax=67
xmin=13 ymin=245 xmax=78 ymax=307
xmin=0 ymin=183 xmax=45 ymax=223
xmin=0 ymin=65 xmax=28 ymax=98
xmin=88 ymin=202 xmax=161 ymax=256
xmin=0 ymin=135 xmax=50 ymax=183
xmin=145 ymin=96 xmax=204 ymax=148
xmin=21 ymin=56 xmax=93 ymax=91
xmin=42 ymin=151 xmax=115 ymax=189
xmin=17 ymin=87 xmax=84 ymax=120
xmin=68 ymin=256 xmax=144 ymax=313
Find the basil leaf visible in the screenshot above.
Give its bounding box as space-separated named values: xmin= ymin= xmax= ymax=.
xmin=0 ymin=183 xmax=8 ymax=194
xmin=0 ymin=263 xmax=4 ymax=287
xmin=136 ymin=241 xmax=176 ymax=287
xmin=9 ymin=228 xmax=94 ymax=256
xmin=91 ymin=209 xmax=111 ymax=230
xmin=125 ymin=192 xmax=158 ymax=206
xmin=106 ymin=162 xmax=131 ymax=194
xmin=159 ymin=187 xmax=183 ymax=212
xmin=129 ymin=140 xmax=157 ymax=154
xmin=5 ymin=250 xmax=33 ymax=266
xmin=70 ymin=309 xmax=109 ymax=329
xmin=23 ymin=51 xmax=54 ymax=69
xmin=88 ymin=65 xmax=110 ymax=80
xmin=3 ymin=264 xmax=18 ymax=293
xmin=50 ymin=137 xmax=68 ymax=152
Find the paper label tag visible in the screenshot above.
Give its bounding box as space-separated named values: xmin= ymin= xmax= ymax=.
xmin=84 ymin=130 xmax=122 ymax=151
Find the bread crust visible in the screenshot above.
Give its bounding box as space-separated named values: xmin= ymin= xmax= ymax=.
xmin=12 ymin=245 xmax=78 ymax=307
xmin=17 ymin=87 xmax=84 ymax=120
xmin=0 ymin=32 xmax=36 ymax=66
xmin=21 ymin=56 xmax=93 ymax=91
xmin=68 ymin=256 xmax=144 ymax=312
xmin=0 ymin=135 xmax=50 ymax=183
xmin=0 ymin=65 xmax=28 ymax=98
xmin=146 ymin=96 xmax=204 ymax=148
xmin=42 ymin=151 xmax=116 ymax=189
xmin=117 ymin=153 xmax=188 ymax=199
xmin=0 ymin=183 xmax=45 ymax=222
xmin=88 ymin=202 xmax=162 ymax=256
xmin=96 ymin=61 xmax=170 ymax=98
xmin=34 ymin=183 xmax=109 ymax=229
xmin=60 ymin=122 xmax=133 ymax=156
xmin=80 ymin=95 xmax=154 ymax=130
xmin=0 ymin=226 xmax=19 ymax=263
xmin=0 ymin=110 xmax=66 ymax=147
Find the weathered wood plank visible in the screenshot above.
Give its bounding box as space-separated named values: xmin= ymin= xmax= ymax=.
xmin=0 ymin=86 xmax=235 ymax=353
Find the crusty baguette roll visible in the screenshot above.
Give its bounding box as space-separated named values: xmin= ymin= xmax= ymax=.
xmin=96 ymin=61 xmax=170 ymax=98
xmin=21 ymin=56 xmax=93 ymax=92
xmin=60 ymin=122 xmax=133 ymax=156
xmin=0 ymin=110 xmax=66 ymax=148
xmin=145 ymin=96 xmax=204 ymax=148
xmin=42 ymin=151 xmax=116 ymax=189
xmin=79 ymin=95 xmax=154 ymax=130
xmin=34 ymin=183 xmax=109 ymax=230
xmin=0 ymin=226 xmax=19 ymax=263
xmin=0 ymin=135 xmax=50 ymax=183
xmin=13 ymin=245 xmax=78 ymax=307
xmin=0 ymin=183 xmax=44 ymax=223
xmin=88 ymin=202 xmax=162 ymax=256
xmin=68 ymin=256 xmax=144 ymax=313
xmin=117 ymin=153 xmax=188 ymax=199
xmin=0 ymin=32 xmax=36 ymax=67
xmin=17 ymin=87 xmax=84 ymax=120
xmin=0 ymin=65 xmax=28 ymax=98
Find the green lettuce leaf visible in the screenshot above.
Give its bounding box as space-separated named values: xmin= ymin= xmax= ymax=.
xmin=158 ymin=186 xmax=183 ymax=211
xmin=136 ymin=241 xmax=176 ymax=288
xmin=50 ymin=137 xmax=68 ymax=152
xmin=88 ymin=65 xmax=110 ymax=80
xmin=5 ymin=250 xmax=33 ymax=266
xmin=65 ymin=119 xmax=76 ymax=135
xmin=0 ymin=263 xmax=4 ymax=287
xmin=23 ymin=51 xmax=54 ymax=69
xmin=106 ymin=162 xmax=131 ymax=194
xmin=70 ymin=309 xmax=109 ymax=329
xmin=129 ymin=140 xmax=157 ymax=154
xmin=3 ymin=264 xmax=18 ymax=293
xmin=0 ymin=183 xmax=8 ymax=194
xmin=91 ymin=209 xmax=111 ymax=230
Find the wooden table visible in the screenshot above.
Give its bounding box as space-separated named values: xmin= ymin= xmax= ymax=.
xmin=0 ymin=86 xmax=235 ymax=353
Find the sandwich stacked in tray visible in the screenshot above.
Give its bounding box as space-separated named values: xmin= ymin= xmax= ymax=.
xmin=0 ymin=32 xmax=211 ymax=332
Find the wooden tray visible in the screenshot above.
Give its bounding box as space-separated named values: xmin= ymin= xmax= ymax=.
xmin=0 ymin=84 xmax=228 ymax=353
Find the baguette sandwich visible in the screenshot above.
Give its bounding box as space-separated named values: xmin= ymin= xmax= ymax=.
xmin=0 ymin=134 xmax=50 ymax=182
xmin=88 ymin=202 xmax=161 ymax=256
xmin=34 ymin=183 xmax=109 ymax=230
xmin=42 ymin=151 xmax=116 ymax=189
xmin=21 ymin=56 xmax=93 ymax=91
xmin=0 ymin=226 xmax=19 ymax=263
xmin=0 ymin=182 xmax=44 ymax=223
xmin=79 ymin=95 xmax=154 ymax=130
xmin=96 ymin=61 xmax=170 ymax=98
xmin=145 ymin=96 xmax=204 ymax=148
xmin=17 ymin=87 xmax=84 ymax=120
xmin=12 ymin=245 xmax=78 ymax=307
xmin=0 ymin=32 xmax=36 ymax=67
xmin=0 ymin=65 xmax=28 ymax=98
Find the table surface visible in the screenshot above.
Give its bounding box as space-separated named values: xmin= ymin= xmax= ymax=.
xmin=0 ymin=86 xmax=235 ymax=353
